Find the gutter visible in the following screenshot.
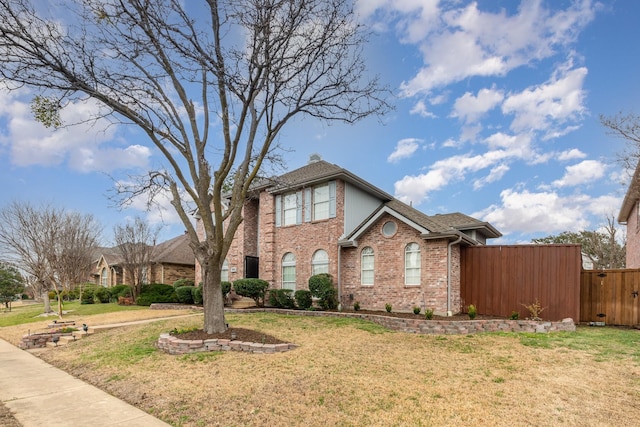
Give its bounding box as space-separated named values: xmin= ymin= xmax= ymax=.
xmin=447 ymin=233 xmax=463 ymax=316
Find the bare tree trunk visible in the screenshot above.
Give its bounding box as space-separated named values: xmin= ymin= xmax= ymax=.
xmin=42 ymin=290 xmax=52 ymax=313
xmin=202 ymin=262 xmax=226 ymax=334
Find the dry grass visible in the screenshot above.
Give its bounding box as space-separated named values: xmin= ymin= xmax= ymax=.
xmin=6 ymin=311 xmax=639 ymax=427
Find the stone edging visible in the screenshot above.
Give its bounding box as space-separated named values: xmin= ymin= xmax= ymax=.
xmin=156 ymin=333 xmax=298 ymax=355
xmin=225 ymin=308 xmax=577 ymax=335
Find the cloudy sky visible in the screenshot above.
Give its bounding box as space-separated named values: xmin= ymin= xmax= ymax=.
xmin=0 ymin=0 xmax=637 ymax=244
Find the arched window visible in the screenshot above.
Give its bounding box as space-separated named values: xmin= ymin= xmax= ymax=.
xmin=100 ymin=267 xmax=108 ymax=287
xmin=221 ymin=259 xmax=229 ymax=282
xmin=311 ymin=249 xmax=329 ymax=275
xmin=361 ymin=247 xmax=374 ymax=286
xmin=282 ymin=253 xmax=296 ymax=291
xmin=405 ymin=243 xmax=421 ymax=286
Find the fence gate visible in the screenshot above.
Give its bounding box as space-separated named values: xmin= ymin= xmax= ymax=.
xmin=580 ymin=269 xmax=640 ymax=326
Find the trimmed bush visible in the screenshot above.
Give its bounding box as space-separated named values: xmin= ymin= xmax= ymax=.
xmin=353 ymin=301 xmax=361 ymax=311
xmin=308 ymin=273 xmax=338 ymax=310
xmin=269 ymin=289 xmax=296 ymax=309
xmin=425 ymin=308 xmax=434 ymax=320
xmin=294 ymin=290 xmax=313 ymax=310
xmin=468 ymin=304 xmax=477 ymax=320
xmin=136 ymin=283 xmax=177 ymax=306
xmin=109 ymin=285 xmax=132 ymax=301
xmin=221 ymin=281 xmax=232 ymax=296
xmin=192 ymin=286 xmax=203 ymax=305
xmin=94 ymin=287 xmax=111 ymax=303
xmin=175 ymin=286 xmax=195 ymax=304
xmin=173 ymin=278 xmax=195 ymax=289
xmin=233 ymin=278 xmax=269 ymax=307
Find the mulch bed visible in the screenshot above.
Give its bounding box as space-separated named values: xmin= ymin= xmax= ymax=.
xmin=172 ymin=327 xmax=287 ymax=344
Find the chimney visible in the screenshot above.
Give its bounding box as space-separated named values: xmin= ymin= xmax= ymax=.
xmin=309 ymin=153 xmax=321 ymax=164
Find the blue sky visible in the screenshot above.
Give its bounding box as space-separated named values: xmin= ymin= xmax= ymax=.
xmin=0 ymin=0 xmax=637 ymax=244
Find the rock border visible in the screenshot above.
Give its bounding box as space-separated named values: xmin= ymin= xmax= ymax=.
xmin=156 ymin=333 xmax=298 ymax=355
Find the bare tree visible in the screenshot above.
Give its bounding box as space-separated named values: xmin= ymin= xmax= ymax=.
xmin=601 ymin=112 xmax=640 ymax=173
xmin=113 ymin=217 xmax=159 ymax=301
xmin=0 ymin=202 xmax=101 ymax=317
xmin=0 ymin=1 xmax=389 ymax=332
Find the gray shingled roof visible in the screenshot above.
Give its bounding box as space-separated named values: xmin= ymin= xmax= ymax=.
xmin=152 ymin=233 xmax=195 ymax=265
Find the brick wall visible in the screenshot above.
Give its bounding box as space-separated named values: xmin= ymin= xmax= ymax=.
xmin=150 ymin=263 xmax=195 ymax=285
xmin=341 ymin=213 xmax=457 ymax=314
xmin=626 ymin=201 xmax=640 ymax=268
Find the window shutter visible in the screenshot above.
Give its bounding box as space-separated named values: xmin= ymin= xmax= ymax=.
xmin=304 ymin=188 xmax=311 ymax=222
xmin=329 ymin=181 xmax=336 ymax=218
xmin=275 ymin=194 xmax=281 ymax=227
xmin=296 ymin=191 xmax=303 ymax=224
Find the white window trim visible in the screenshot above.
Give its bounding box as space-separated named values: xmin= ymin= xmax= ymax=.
xmin=361 ymin=247 xmax=374 ymax=286
xmin=282 ymin=253 xmax=296 ymax=291
xmin=404 ymin=242 xmax=421 ymax=286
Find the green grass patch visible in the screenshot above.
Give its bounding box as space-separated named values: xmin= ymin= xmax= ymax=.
xmin=0 ymin=301 xmax=147 ymax=327
xmin=518 ymin=326 xmax=640 ymax=363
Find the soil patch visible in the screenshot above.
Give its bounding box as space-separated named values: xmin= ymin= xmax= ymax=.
xmin=330 ymin=309 xmax=503 ymax=321
xmin=172 ymin=327 xmax=287 ymax=344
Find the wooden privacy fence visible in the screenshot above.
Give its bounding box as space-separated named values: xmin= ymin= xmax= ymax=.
xmin=461 ymin=245 xmax=582 ymax=321
xmin=580 ymin=269 xmax=640 ymax=326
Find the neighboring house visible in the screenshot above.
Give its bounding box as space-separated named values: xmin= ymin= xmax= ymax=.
xmin=197 ymin=155 xmax=501 ymax=315
xmin=618 ymin=161 xmax=640 ymax=268
xmin=91 ymin=233 xmax=196 ymax=287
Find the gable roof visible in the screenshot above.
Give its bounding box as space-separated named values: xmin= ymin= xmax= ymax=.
xmin=342 ymin=199 xmax=501 ymax=246
xmin=618 ymin=161 xmax=640 ymax=223
xmin=253 ymin=159 xmax=393 ymax=201
xmin=151 ymin=233 xmax=195 ymax=265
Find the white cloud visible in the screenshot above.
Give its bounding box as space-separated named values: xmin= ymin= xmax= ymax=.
xmin=551 ymin=160 xmax=606 ymax=187
xmin=502 ymin=65 xmax=587 ymax=136
xmin=116 ymin=179 xmax=193 ymax=227
xmin=387 ymin=138 xmax=421 ymax=163
xmin=472 ymin=188 xmax=619 ymax=236
xmin=409 ymin=100 xmax=436 ymax=118
xmin=0 ymin=89 xmax=151 ymax=173
xmin=378 ymin=0 xmax=598 ymax=96
xmin=452 ymin=87 xmax=504 ymax=124
xmin=557 ymin=148 xmax=587 ymax=161
xmin=473 ymin=164 xmax=510 ymax=190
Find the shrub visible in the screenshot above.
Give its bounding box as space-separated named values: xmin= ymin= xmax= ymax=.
xmin=192 ymin=286 xmax=203 ymax=305
xmin=136 ymin=283 xmax=177 ymax=306
xmin=221 ymin=281 xmax=232 ymax=296
xmin=385 ymin=303 xmax=392 ymax=313
xmin=173 ymin=278 xmax=195 ymax=289
xmin=413 ymin=306 xmax=421 ymax=315
xmin=510 ymin=311 xmax=520 ymax=320
xmin=294 ymin=290 xmax=313 ymax=310
xmin=467 ymin=304 xmax=477 ymax=320
xmin=425 ymin=308 xmax=434 ymax=320
xmin=109 ymin=285 xmax=132 ymax=301
xmin=175 ymin=286 xmax=195 ymax=304
xmin=94 ymin=287 xmax=111 ymax=304
xmin=81 ymin=286 xmax=96 ymax=304
xmin=308 ymin=273 xmax=338 ymax=310
xmin=268 ymin=289 xmax=296 ymax=309
xmin=521 ymin=299 xmax=545 ymax=321
xmin=353 ymin=301 xmax=361 ymax=311
xmin=233 ymin=278 xmax=269 ymax=307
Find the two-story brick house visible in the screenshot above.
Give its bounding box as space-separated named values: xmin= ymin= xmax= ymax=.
xmin=199 ymin=155 xmax=500 ymax=315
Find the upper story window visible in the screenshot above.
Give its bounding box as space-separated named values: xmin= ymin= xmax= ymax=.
xmin=311 ymin=249 xmax=329 ymax=275
xmin=361 ymin=247 xmax=374 ymax=286
xmin=276 ymin=181 xmax=336 ymax=227
xmin=405 ymin=242 xmax=421 ymax=286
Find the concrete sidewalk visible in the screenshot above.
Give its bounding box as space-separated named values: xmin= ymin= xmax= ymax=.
xmin=0 ymin=338 xmax=171 ymax=427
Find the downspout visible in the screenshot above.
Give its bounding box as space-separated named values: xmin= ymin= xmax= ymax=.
xmin=337 ymin=245 xmax=342 ymax=311
xmin=447 ymin=234 xmax=463 ymax=316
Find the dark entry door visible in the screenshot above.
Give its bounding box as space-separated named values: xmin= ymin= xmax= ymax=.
xmin=245 ymin=256 xmax=259 ymax=278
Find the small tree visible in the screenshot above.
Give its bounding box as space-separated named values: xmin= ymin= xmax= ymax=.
xmin=0 ymin=262 xmax=24 ymax=311
xmin=113 ymin=217 xmax=159 ymax=302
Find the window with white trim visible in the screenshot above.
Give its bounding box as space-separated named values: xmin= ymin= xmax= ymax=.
xmin=282 ymin=253 xmax=296 ymax=291
xmin=101 ymin=267 xmax=108 ymax=287
xmin=361 ymin=247 xmax=374 ymax=286
xmin=311 ymin=249 xmax=329 ymax=275
xmin=221 ymin=259 xmax=229 ymax=282
xmin=404 ymin=243 xmax=421 ymax=286
xmin=275 ymin=192 xmax=302 ymax=227
xmin=313 ymin=184 xmax=330 ymax=220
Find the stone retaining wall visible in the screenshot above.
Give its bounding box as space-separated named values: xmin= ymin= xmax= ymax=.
xmin=19 ymin=333 xmax=71 ymax=349
xmin=156 ymin=333 xmax=298 ymax=355
xmin=225 ymin=308 xmax=576 ymax=335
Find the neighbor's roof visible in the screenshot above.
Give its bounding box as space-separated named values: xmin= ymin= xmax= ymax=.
xmin=152 ymin=233 xmax=195 ymax=265
xmin=618 ymin=161 xmax=640 ymax=223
